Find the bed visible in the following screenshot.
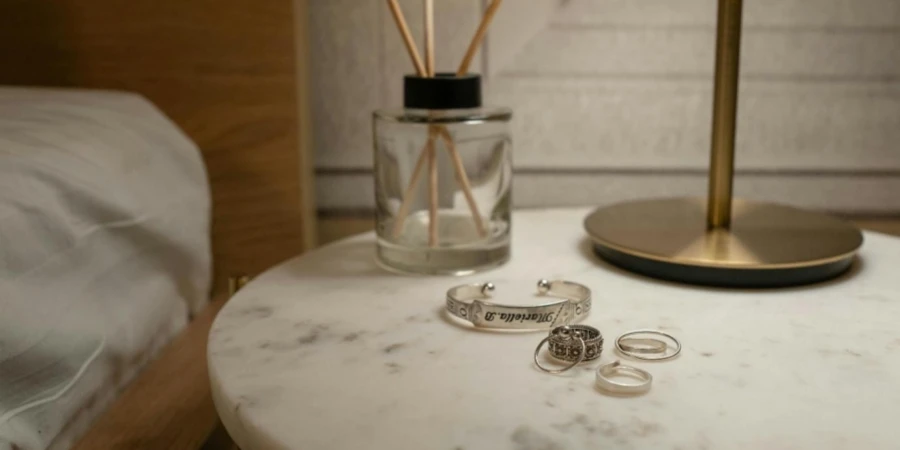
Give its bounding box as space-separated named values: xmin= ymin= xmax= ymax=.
xmin=0 ymin=1 xmax=315 ymax=448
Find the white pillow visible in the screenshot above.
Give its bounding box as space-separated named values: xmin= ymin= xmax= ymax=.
xmin=0 ymin=88 xmax=212 ymax=450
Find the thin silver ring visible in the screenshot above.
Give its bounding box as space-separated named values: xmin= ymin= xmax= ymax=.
xmin=615 ymin=330 xmax=682 ymax=361
xmin=595 ymin=360 xmax=653 ymax=395
xmin=618 ymin=337 xmax=667 ymax=354
xmin=534 ymin=336 xmax=585 ymax=374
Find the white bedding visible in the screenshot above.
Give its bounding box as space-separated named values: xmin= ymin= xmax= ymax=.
xmin=0 ymin=88 xmax=212 ymax=450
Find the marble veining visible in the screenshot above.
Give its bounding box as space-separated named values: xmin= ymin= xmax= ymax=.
xmin=208 ymin=209 xmax=900 ymax=450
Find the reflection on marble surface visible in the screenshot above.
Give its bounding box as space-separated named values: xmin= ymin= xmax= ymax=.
xmin=208 ymin=209 xmax=899 ymax=450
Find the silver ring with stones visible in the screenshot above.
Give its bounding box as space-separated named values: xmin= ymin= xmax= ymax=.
xmin=547 ymin=324 xmax=603 ymax=362
xmin=595 ymin=360 xmax=653 ymax=395
xmin=533 ymin=326 xmax=587 ymax=374
xmin=615 ymin=330 xmax=682 ymax=361
xmin=445 ymin=279 xmax=591 ymax=330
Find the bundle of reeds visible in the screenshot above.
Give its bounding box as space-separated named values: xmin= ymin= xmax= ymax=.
xmin=385 ymin=0 xmax=504 ymax=246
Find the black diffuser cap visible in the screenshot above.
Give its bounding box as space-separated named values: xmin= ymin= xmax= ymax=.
xmin=404 ymin=73 xmax=481 ymax=110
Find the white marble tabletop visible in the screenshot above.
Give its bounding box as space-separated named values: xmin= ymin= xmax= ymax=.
xmin=208 ymin=208 xmax=900 ymax=450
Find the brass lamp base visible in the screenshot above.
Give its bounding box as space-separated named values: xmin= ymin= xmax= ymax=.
xmin=584 ymin=198 xmax=864 ymax=288
xmin=584 ymin=1 xmax=865 ymax=287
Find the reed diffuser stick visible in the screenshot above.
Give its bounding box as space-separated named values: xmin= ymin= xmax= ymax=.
xmin=387 ymin=0 xmax=427 ymax=77
xmin=390 ymin=134 xmax=432 ymax=238
xmin=391 ymin=143 xmax=429 ymax=239
xmin=424 ymin=0 xmax=439 ymax=246
xmin=457 ymin=0 xmax=504 ymax=75
xmin=427 ymin=130 xmax=439 ymax=246
xmin=424 ymin=0 xmax=435 ymax=77
xmin=439 ymin=128 xmax=487 ymax=235
xmin=387 ymin=0 xmax=430 ymax=240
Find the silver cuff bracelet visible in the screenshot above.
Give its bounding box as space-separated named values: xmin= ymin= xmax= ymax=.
xmin=445 ymin=279 xmax=592 ymax=330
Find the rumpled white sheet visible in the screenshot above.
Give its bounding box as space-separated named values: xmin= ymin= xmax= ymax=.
xmin=0 ymin=88 xmax=212 ymax=450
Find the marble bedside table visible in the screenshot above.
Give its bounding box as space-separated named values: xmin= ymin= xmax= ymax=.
xmin=208 ymin=208 xmax=900 ymax=450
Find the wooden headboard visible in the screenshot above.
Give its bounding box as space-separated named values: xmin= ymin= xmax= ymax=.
xmin=1 ymin=0 xmax=317 ymax=295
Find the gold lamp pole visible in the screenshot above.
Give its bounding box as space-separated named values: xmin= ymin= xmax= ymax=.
xmin=584 ymin=0 xmax=863 ymax=287
xmin=707 ymin=0 xmax=742 ymax=230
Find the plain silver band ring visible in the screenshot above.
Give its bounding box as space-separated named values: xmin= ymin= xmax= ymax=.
xmin=595 ymin=360 xmax=653 ymax=395
xmin=615 ymin=330 xmax=682 ymax=361
xmin=534 ymin=336 xmax=585 ymax=374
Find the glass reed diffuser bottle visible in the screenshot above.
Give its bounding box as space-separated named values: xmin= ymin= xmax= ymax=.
xmin=373 ymin=74 xmax=512 ymax=275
